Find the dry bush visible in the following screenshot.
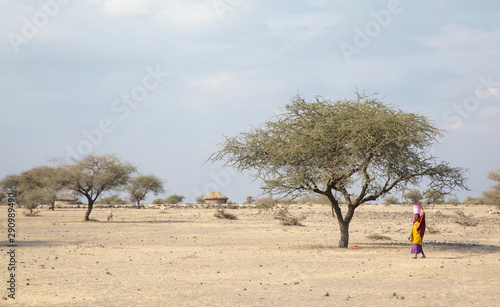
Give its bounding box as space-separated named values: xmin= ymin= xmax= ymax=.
xmin=255 ymin=198 xmax=307 ymax=225
xmin=296 ymin=194 xmax=330 ymax=206
xmin=426 ymin=225 xmax=440 ymax=234
xmin=273 ymin=205 xmax=307 ymax=226
xmin=22 ymin=209 xmax=40 ymax=217
xmin=226 ymin=203 xmax=239 ymax=209
xmin=255 ymin=197 xmax=277 ymax=213
xmin=366 ymin=233 xmax=391 ymax=240
xmin=453 ymin=210 xmax=479 ymax=226
xmin=433 ymin=210 xmax=444 ymax=218
xmin=214 ymin=209 xmax=238 ymax=220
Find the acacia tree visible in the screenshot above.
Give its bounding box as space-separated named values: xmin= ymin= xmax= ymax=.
xmin=383 ymin=195 xmax=400 ymax=205
xmin=126 ymin=175 xmax=165 ymax=208
xmin=21 ymin=166 xmax=63 ymax=210
xmin=0 ymin=174 xmax=39 ymax=214
xmin=210 ymin=94 xmax=468 ymax=248
xmin=424 ymin=188 xmax=445 ymax=207
xmin=404 ymin=189 xmax=423 ymax=204
xmin=59 ymin=154 xmax=136 ymax=221
xmin=165 ymin=194 xmax=184 ymax=204
xmin=0 ymin=174 xmax=23 ymax=197
xmin=0 ymin=168 xmax=61 ymax=214
xmin=483 ymin=169 xmax=500 ymax=208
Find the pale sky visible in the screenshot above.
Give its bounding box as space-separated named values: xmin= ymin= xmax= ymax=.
xmin=1 ymin=0 xmax=499 ymax=203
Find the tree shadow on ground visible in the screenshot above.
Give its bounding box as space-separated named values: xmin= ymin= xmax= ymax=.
xmin=290 ymin=241 xmax=500 ymax=254
xmin=5 ymin=240 xmax=86 ymax=247
xmin=356 ymin=241 xmax=500 ymax=254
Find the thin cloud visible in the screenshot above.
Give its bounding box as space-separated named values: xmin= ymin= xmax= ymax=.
xmin=90 ymin=0 xmax=151 ymax=16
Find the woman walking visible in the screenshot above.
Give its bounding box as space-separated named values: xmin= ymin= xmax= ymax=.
xmin=409 ymin=208 xmax=426 ymax=259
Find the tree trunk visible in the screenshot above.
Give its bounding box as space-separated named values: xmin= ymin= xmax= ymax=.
xmin=338 ymin=221 xmax=349 ymax=248
xmin=85 ymin=201 xmax=94 ymax=221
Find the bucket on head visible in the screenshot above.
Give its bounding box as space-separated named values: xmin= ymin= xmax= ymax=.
xmin=413 ymin=205 xmax=421 ymax=214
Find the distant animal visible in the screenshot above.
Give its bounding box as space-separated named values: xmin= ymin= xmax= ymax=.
xmin=107 ymin=210 xmax=113 ymax=221
xmin=161 ymin=206 xmax=167 ymax=210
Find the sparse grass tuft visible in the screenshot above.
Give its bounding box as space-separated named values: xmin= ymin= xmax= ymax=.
xmin=214 ymin=209 xmax=238 ymax=220
xmin=273 ymin=205 xmax=307 ymax=226
xmin=366 ymin=233 xmax=391 ymax=240
xmin=453 ymin=210 xmax=479 ymax=227
xmin=226 ymin=203 xmax=239 ymax=209
xmin=22 ymin=209 xmax=40 ymax=217
xmin=427 ymin=226 xmax=440 ymax=234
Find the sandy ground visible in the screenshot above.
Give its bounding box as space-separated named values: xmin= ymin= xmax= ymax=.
xmin=1 ymin=204 xmax=499 ymax=306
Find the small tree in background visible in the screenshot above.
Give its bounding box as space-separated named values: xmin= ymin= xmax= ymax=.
xmin=126 ymin=175 xmax=165 ymax=208
xmin=404 ymin=189 xmax=423 ymax=204
xmin=1 ymin=169 xmax=62 ymax=215
xmin=0 ymin=174 xmax=23 ymax=198
xmin=195 ymin=195 xmax=205 ymax=204
xmin=21 ymin=166 xmax=63 ymax=210
xmin=97 ymin=194 xmax=126 ymax=205
xmin=245 ymin=196 xmax=256 ymax=204
xmin=483 ymin=169 xmax=500 ymax=208
xmin=463 ymin=196 xmax=485 ymax=206
xmin=165 ymin=194 xmax=185 ymax=204
xmin=446 ymin=198 xmax=460 ymax=205
xmin=59 ymin=154 xmax=136 ymax=221
xmin=152 ymin=198 xmax=167 ymax=205
xmin=383 ymin=195 xmax=399 ymax=205
xmin=424 ymin=188 xmax=445 ymax=207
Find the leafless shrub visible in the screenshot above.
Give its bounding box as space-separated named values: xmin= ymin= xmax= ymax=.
xmin=226 ymin=203 xmax=239 ymax=209
xmin=255 ymin=198 xmax=307 ymax=225
xmin=427 ymin=226 xmax=440 ymax=234
xmin=255 ymin=197 xmax=278 ymax=214
xmin=22 ymin=209 xmax=40 ymax=216
xmin=273 ymin=205 xmax=307 ymax=226
xmin=453 ymin=210 xmax=479 ymax=226
xmin=214 ymin=209 xmax=238 ymax=220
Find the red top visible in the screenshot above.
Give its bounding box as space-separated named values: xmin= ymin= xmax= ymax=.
xmin=413 ymin=212 xmax=426 ymax=239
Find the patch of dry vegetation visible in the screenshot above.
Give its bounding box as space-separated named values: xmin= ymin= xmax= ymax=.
xmin=366 ymin=233 xmax=392 ymax=240
xmin=273 ymin=205 xmax=308 ymax=226
xmin=214 ymin=209 xmax=238 ymax=220
xmin=22 ymin=209 xmax=40 ymax=216
xmin=426 ymin=225 xmax=440 ymax=234
xmin=255 ymin=198 xmax=307 ymax=226
xmin=453 ymin=210 xmax=479 ymax=227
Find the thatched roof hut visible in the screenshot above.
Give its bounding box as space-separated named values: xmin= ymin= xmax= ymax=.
xmin=203 ymin=191 xmax=228 ymax=205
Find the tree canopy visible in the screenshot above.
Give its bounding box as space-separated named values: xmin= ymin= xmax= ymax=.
xmin=126 ymin=175 xmax=165 ymax=207
xmin=404 ymin=189 xmax=423 ymax=204
xmin=424 ymin=188 xmax=445 ymax=205
xmin=165 ymin=194 xmax=185 ymax=204
xmin=0 ymin=167 xmax=62 ymax=214
xmin=210 ymin=93 xmax=468 ymax=247
xmin=59 ymin=154 xmax=136 ymax=220
xmin=483 ymin=169 xmax=500 ymax=207
xmin=21 ymin=166 xmax=62 ymax=210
